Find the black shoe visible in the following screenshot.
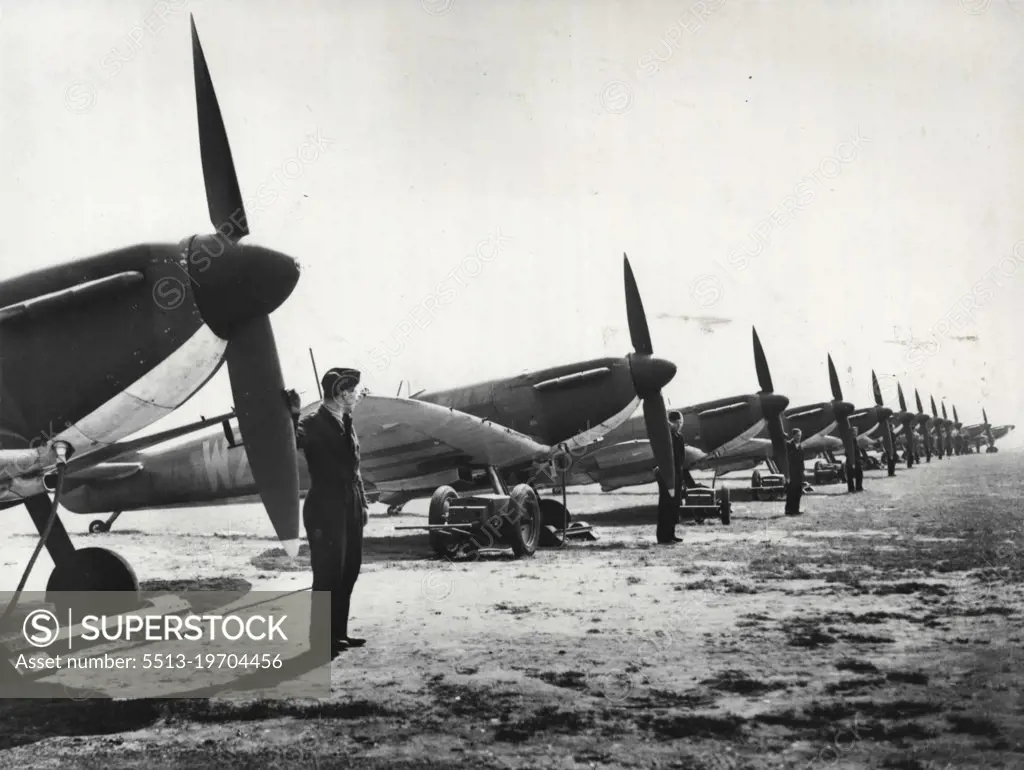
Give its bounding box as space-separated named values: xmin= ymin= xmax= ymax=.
xmin=342 ymin=636 xmax=366 ymax=648
xmin=657 ymin=538 xmax=678 ymax=545
xmin=330 ymin=644 xmax=346 ymax=659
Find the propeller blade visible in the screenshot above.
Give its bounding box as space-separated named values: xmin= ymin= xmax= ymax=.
xmin=983 ymin=407 xmax=989 ymax=424
xmin=827 ymin=354 xmax=842 ymax=401
xmin=915 ymin=389 xmax=924 ymax=414
xmin=224 ymin=316 xmax=300 ymax=557
xmin=623 ymin=254 xmax=653 ymax=355
xmin=826 ymin=355 xmax=855 ymax=466
xmin=931 ymin=395 xmax=938 ymax=418
xmin=954 ymin=405 xmax=960 ymax=424
xmin=898 ymin=383 xmax=907 ymax=413
xmin=766 ymin=410 xmax=789 ymax=479
xmin=880 ymin=414 xmax=895 ymax=460
xmin=872 ymin=370 xmax=883 ymax=406
xmin=942 ymin=402 xmax=948 ymax=420
xmin=191 ymin=15 xmax=249 ymax=241
xmin=644 ymin=395 xmax=675 ymax=494
xmin=620 ymin=255 xmax=677 ymax=494
xmin=753 ymin=327 xmax=773 ymax=394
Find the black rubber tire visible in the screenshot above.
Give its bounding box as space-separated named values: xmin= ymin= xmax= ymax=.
xmin=719 ymin=488 xmax=731 ymax=525
xmin=46 ymin=547 xmax=140 ymax=616
xmin=503 ymin=484 xmax=540 ymax=558
xmin=428 ymin=486 xmax=461 ymax=558
xmin=88 ymin=520 xmax=108 ymax=534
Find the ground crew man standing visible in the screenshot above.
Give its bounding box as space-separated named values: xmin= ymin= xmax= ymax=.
xmin=851 ymin=427 xmax=864 ymax=492
xmin=784 ymin=428 xmax=805 ymax=516
xmin=285 ymin=367 xmax=368 ymax=659
xmin=669 ymin=411 xmax=697 ymax=494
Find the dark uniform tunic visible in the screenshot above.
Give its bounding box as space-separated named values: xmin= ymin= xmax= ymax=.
xmin=295 ymin=405 xmax=367 ymax=647
xmin=784 ymin=437 xmax=804 ymax=515
xmin=671 ymin=430 xmax=697 ymax=495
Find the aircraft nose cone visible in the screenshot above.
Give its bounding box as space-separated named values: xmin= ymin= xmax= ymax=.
xmin=835 ymin=400 xmax=855 ymax=418
xmin=186 ymin=235 xmax=300 ymax=339
xmin=759 ymin=392 xmax=790 ymax=418
xmin=629 ymin=354 xmax=677 ymax=398
xmin=878 ymin=407 xmax=893 ymax=420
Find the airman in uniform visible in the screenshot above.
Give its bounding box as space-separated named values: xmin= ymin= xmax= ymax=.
xmin=285 ymin=367 xmax=368 ymax=659
xmin=784 ymin=428 xmax=804 ymax=516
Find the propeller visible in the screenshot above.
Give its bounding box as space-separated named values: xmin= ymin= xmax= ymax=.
xmin=753 ymin=328 xmax=790 ymax=478
xmin=186 ymin=17 xmax=301 ymax=557
xmin=897 ymin=382 xmax=916 ymax=465
xmin=871 ymin=370 xmax=895 ymax=464
xmin=827 ymin=354 xmax=856 ymax=468
xmin=914 ymin=389 xmax=933 ymax=459
xmin=623 ymin=255 xmax=678 ymax=494
xmin=984 ymin=407 xmax=995 ymax=446
xmin=931 ymin=395 xmax=945 ymax=458
xmin=941 ymin=401 xmax=952 ymax=456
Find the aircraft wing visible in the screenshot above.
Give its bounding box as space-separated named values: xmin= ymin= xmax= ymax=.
xmin=357 ymin=395 xmax=552 ymax=473
xmin=62 ymin=410 xmax=236 ymax=478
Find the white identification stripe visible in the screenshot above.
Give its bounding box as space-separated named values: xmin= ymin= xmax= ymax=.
xmin=56 ymin=324 xmax=227 ymax=452
xmin=705 ymin=418 xmax=767 ymax=460
xmin=555 ymin=395 xmax=642 ymax=455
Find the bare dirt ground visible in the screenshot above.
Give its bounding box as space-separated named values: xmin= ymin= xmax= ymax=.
xmin=1 ymin=452 xmax=1022 ymax=769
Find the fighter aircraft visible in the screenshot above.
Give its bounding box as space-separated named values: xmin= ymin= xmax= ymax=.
xmin=940 ymin=402 xmax=956 ymax=457
xmin=549 ymin=327 xmax=791 ymax=495
xmin=929 ymin=397 xmax=950 ymax=456
xmin=913 ymin=389 xmax=936 ymax=462
xmin=888 ymin=382 xmax=919 ymax=468
xmin=57 ymin=255 xmax=679 ymax=558
xmin=697 ymin=350 xmax=852 ymax=488
xmin=0 ymin=17 xmax=301 ymax=610
xmin=963 ymin=408 xmax=1013 ymax=452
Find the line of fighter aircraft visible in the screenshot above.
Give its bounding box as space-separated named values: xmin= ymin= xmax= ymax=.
xmin=0 ymin=18 xmax=1014 ymax=609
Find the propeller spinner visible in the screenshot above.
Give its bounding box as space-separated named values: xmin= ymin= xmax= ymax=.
xmin=186 ymin=17 xmax=301 ymax=556
xmin=623 ymin=255 xmax=678 ymax=494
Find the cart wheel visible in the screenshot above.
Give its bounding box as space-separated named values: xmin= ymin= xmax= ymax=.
xmin=503 ymin=484 xmax=540 ymax=558
xmin=428 ymin=486 xmax=462 ymax=558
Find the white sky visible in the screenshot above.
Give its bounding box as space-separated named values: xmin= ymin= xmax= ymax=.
xmin=2 ymin=0 xmax=1022 ymax=438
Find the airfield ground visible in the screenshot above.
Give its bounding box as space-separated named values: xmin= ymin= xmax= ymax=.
xmin=1 ymin=452 xmax=1022 ymax=769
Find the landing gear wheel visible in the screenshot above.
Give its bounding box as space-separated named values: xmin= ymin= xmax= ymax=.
xmin=46 ymin=547 xmax=140 ymax=616
xmin=987 ymin=446 xmax=998 ymax=453
xmin=428 ymin=486 xmax=461 ymax=558
xmin=386 ymin=504 xmax=405 ymax=516
xmin=503 ymin=484 xmax=540 ymax=558
xmin=719 ymin=488 xmax=731 ymax=525
xmin=88 ymin=520 xmax=109 ymax=534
